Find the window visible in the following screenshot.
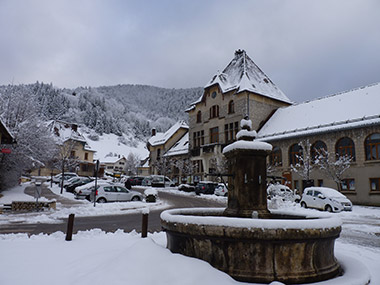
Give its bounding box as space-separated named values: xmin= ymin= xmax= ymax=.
xmin=193 ymin=160 xmax=204 ymax=173
xmin=228 ymin=100 xmax=235 ymax=114
xmin=289 ymin=144 xmax=303 ymax=166
xmin=341 ymin=179 xmax=355 ymax=191
xmin=336 ymin=137 xmax=356 ymax=161
xmin=224 ymin=122 xmax=239 ymax=143
xmin=365 ymin=133 xmax=380 ymax=160
xmin=311 ymin=140 xmax=327 ymax=162
xmin=317 ymin=179 xmax=324 ymax=187
xmin=269 ymin=146 xmax=282 ymax=166
xmin=81 ymin=164 xmax=89 ymax=172
xmin=210 ymin=127 xmax=219 ymax=143
xmin=209 ymin=105 xmax=219 ymax=119
xmin=70 ymin=151 xmax=76 ymax=158
xmin=370 ymin=178 xmax=380 ymax=191
xmin=157 ymin=149 xmax=161 ymax=161
xmin=196 ymin=111 xmax=202 ymax=123
xmin=84 ymin=152 xmax=89 ymax=161
xmin=193 ymin=131 xmax=204 ymax=147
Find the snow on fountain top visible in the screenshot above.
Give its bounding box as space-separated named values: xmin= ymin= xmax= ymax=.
xmin=223 ymin=118 xmax=272 ymax=154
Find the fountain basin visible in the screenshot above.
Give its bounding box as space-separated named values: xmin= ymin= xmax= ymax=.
xmin=161 ymin=208 xmax=342 ymax=284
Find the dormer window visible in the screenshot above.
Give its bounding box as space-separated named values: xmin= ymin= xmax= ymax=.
xmin=209 ymin=105 xmax=219 ymax=119
xmin=196 ymin=111 xmax=202 ymax=123
xmin=228 ymin=100 xmax=234 ymax=114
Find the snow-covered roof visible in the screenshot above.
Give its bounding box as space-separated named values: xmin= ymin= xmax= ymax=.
xmin=47 ymin=120 xmax=87 ymax=144
xmin=164 ymin=132 xmax=189 ymax=157
xmin=204 ymin=50 xmax=291 ymax=103
xmin=101 ymin=155 xmax=126 ymax=164
xmin=258 ymin=82 xmax=380 ymax=141
xmin=148 ymin=121 xmax=189 ymax=147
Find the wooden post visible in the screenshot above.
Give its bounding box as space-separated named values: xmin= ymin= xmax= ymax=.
xmin=65 ymin=214 xmax=75 ymax=241
xmin=141 ymin=213 xmax=148 ymax=238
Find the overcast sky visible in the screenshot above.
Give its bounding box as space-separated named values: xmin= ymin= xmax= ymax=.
xmin=1 ymin=0 xmax=379 ymax=102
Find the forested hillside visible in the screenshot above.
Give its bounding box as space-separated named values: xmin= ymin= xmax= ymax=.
xmin=0 ymin=82 xmax=202 ymax=139
xmin=0 ymin=82 xmax=202 ymax=189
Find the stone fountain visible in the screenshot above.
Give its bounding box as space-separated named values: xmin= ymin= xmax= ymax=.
xmin=161 ymin=119 xmax=343 ymax=284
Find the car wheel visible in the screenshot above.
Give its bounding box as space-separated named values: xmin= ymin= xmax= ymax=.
xmin=325 ymin=205 xmax=333 ymax=212
xmin=301 ymin=202 xmax=307 ymax=208
xmin=131 ymin=196 xmax=141 ymax=201
xmin=97 ymin=198 xmax=107 ymax=203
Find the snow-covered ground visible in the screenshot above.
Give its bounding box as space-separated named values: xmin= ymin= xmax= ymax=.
xmin=0 ymin=183 xmax=379 ymax=285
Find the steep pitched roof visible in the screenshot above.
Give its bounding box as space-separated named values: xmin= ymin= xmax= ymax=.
xmin=258 ymin=82 xmax=380 ymax=141
xmin=101 ymin=155 xmax=126 ymax=164
xmin=47 ymin=120 xmax=95 ymax=152
xmin=148 ymin=121 xmax=189 ymax=147
xmin=164 ymin=132 xmax=189 ymax=157
xmin=204 ymin=49 xmax=291 ymax=103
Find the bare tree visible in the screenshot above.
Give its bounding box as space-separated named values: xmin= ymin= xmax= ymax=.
xmin=315 ymin=148 xmax=353 ymax=191
xmin=153 ymin=157 xmax=172 ymax=176
xmin=124 ymin=153 xmax=141 ymax=175
xmin=0 ymin=85 xmax=56 ymax=190
xmin=50 ymin=139 xmax=80 ymax=194
xmin=174 ymin=158 xmax=197 ymax=181
xmin=290 ymin=139 xmax=314 ymax=181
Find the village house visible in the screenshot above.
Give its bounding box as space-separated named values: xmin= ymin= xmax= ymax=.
xmin=147 ymin=120 xmax=188 ymax=177
xmin=186 ymin=49 xmax=292 ymax=182
xmin=258 ymin=83 xmax=380 ymax=206
xmin=101 ymin=155 xmax=127 ymax=175
xmin=31 ymin=120 xmax=96 ymax=177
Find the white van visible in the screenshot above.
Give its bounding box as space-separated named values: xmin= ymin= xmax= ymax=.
xmin=300 ymin=187 xmax=352 ymax=212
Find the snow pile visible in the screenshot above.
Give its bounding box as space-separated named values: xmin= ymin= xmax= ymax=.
xmin=0 ymin=229 xmax=375 ymax=285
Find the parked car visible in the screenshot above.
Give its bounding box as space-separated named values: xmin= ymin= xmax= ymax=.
xmin=214 ymin=184 xmax=228 ymax=197
xmin=300 ymin=187 xmax=353 ymax=212
xmin=267 ymin=184 xmax=300 ymax=202
xmin=127 ymin=176 xmax=145 ymax=186
xmin=178 ymin=184 xmax=196 ymax=192
xmin=150 ymin=175 xmax=175 ymax=188
xmin=52 ymin=172 xmax=78 ymax=184
xmin=74 ymin=181 xmax=111 ymax=199
xmin=142 ymin=176 xmax=153 ymax=186
xmin=195 ymin=181 xmax=219 ymax=195
xmin=65 ymin=177 xmax=94 ymax=193
xmin=90 ymin=185 xmax=144 ymax=203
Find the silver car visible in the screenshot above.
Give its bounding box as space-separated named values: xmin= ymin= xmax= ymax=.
xmin=92 ymin=185 xmax=143 ymax=203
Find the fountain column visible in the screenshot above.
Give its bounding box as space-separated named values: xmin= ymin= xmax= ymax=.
xmin=223 ymin=118 xmax=272 ymax=218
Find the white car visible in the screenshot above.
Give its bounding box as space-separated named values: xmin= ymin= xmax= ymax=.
xmin=74 ymin=181 xmax=112 ymax=199
xmin=92 ymin=185 xmax=143 ymax=203
xmin=150 ymin=175 xmax=175 ymax=188
xmin=267 ymin=184 xmax=300 ymax=202
xmin=300 ymin=187 xmax=352 ymax=212
xmin=52 ymin=172 xmax=78 ymax=184
xmin=214 ymin=184 xmax=228 ymax=197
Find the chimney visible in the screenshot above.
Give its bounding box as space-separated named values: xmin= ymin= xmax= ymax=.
xmin=71 ymin=124 xmax=78 ymax=132
xmin=152 ymin=128 xmax=156 ymax=136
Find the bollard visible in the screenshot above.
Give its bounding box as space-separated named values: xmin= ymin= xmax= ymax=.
xmin=141 ymin=213 xmax=148 ymax=238
xmin=65 ymin=214 xmax=75 ymax=241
